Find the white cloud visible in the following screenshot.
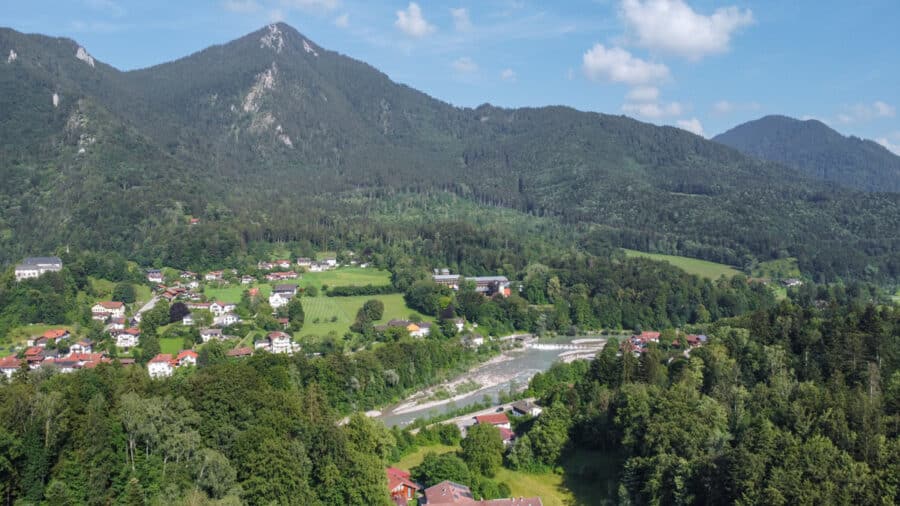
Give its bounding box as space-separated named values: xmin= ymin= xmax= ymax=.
xmin=837 ymin=101 xmax=896 ymax=124
xmin=621 ymin=0 xmax=753 ymax=60
xmin=223 ymin=0 xmax=260 ymax=13
xmin=876 ymin=137 xmax=900 ymax=155
xmin=452 ymin=57 xmax=478 ymax=74
xmin=676 ymin=117 xmax=705 ymax=136
xmin=626 ymin=86 xmax=659 ymax=102
xmin=451 ymin=7 xmax=472 ymax=31
xmin=712 ymin=99 xmax=760 ymax=115
xmin=500 ymin=68 xmax=517 ymax=82
xmin=582 ymin=44 xmax=669 ymax=85
xmin=622 ymin=101 xmax=683 ymax=119
xmin=334 ymin=13 xmax=349 ymax=28
xmin=282 ymin=0 xmax=339 ymax=11
xmin=396 ymin=2 xmax=435 ymax=38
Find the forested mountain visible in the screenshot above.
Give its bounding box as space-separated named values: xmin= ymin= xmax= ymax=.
xmin=1 ymin=24 xmax=899 ymax=281
xmin=714 ymin=115 xmax=900 ymax=192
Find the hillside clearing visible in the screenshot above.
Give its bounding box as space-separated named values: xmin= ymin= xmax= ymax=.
xmin=300 ymin=294 xmax=423 ymax=337
xmin=623 ymin=249 xmax=741 ymax=279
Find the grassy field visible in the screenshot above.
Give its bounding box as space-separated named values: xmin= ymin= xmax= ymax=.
xmin=2 ymin=324 xmax=77 ymax=350
xmin=299 ymin=267 xmax=390 ymax=292
xmin=300 ymin=294 xmax=423 ymax=336
xmin=623 ymin=249 xmax=741 ymax=279
xmin=752 ymin=257 xmax=802 ymax=280
xmin=203 ymin=268 xmax=390 ymax=303
xmin=391 ymin=444 xmax=608 ymax=506
xmin=159 ymin=337 xmax=183 ymax=355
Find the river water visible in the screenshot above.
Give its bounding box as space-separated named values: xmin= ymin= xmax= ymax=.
xmin=377 ymin=336 xmax=602 ymax=428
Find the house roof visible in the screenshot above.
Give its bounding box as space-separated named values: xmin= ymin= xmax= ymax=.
xmin=0 ymin=355 xmax=22 ymax=369
xmin=423 ymin=481 xmax=474 ymax=504
xmin=511 ymin=400 xmax=538 ymax=414
xmin=96 ymin=301 xmax=124 ymax=309
xmin=268 ymin=331 xmax=290 ymax=340
xmin=498 ymin=427 xmax=516 ymax=441
xmin=200 ymin=328 xmax=222 ymax=335
xmin=226 ymin=347 xmax=253 ymax=357
xmin=19 ymin=257 xmax=62 ymax=267
xmin=386 ymin=467 xmax=420 ymax=493
xmin=475 ymin=413 xmax=510 ymax=426
xmin=25 ymin=346 xmax=43 ymax=356
xmin=176 ymin=350 xmax=198 ymax=361
xmin=42 ymin=329 xmax=69 ymax=339
xmin=148 ymin=353 xmax=173 ymax=364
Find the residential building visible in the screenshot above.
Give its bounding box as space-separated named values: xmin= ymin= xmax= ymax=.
xmin=387 ymin=467 xmax=421 ymax=505
xmin=200 ymin=328 xmax=223 ymax=343
xmin=182 ymin=313 xmax=194 ymax=326
xmin=421 ymin=480 xmax=543 ymax=505
xmin=267 ymin=331 xmax=293 ymax=354
xmin=214 ymin=313 xmax=240 ymax=327
xmin=69 ymin=339 xmax=93 ymax=354
xmin=209 ymin=301 xmax=236 ymax=316
xmin=474 ymin=413 xmax=511 ymax=430
xmin=204 ymin=271 xmax=224 ymax=282
xmin=241 ymin=275 xmax=255 ymax=285
xmin=0 ymin=356 xmax=22 ymax=379
xmin=147 ymin=269 xmax=164 ymax=283
xmin=147 ymin=354 xmax=174 ymax=378
xmin=14 ymin=257 xmax=62 ymax=281
xmin=92 ymin=301 xmax=125 ymax=321
xmin=226 ymin=347 xmax=253 ymax=358
xmin=510 ymin=400 xmax=542 ymax=417
xmin=115 ymin=328 xmax=141 ymax=349
xmin=176 ymin=350 xmax=198 ymax=367
xmin=269 ymin=284 xmax=297 ymax=309
xmin=432 ymin=271 xmax=511 ymax=297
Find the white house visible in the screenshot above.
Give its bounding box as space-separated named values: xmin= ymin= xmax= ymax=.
xmin=204 ymin=271 xmax=223 ymax=282
xmin=115 ymin=328 xmax=141 ymax=349
xmin=510 ymin=400 xmax=543 ymax=417
xmin=92 ymin=301 xmax=125 ymax=321
xmin=209 ymin=301 xmax=236 ymax=316
xmin=14 ymin=257 xmax=62 ymax=281
xmin=182 ymin=313 xmax=195 ymax=326
xmin=267 ymin=331 xmax=293 ymax=354
xmin=176 ymin=350 xmax=198 ymax=367
xmin=241 ymin=275 xmax=255 ymax=285
xmin=200 ymin=328 xmax=223 ymax=343
xmin=0 ymin=356 xmax=22 ymax=379
xmin=147 ymin=354 xmax=174 ymax=378
xmin=69 ymin=339 xmax=93 ymax=355
xmin=322 ymin=256 xmax=337 ymax=267
xmin=147 ymin=269 xmax=164 ymax=283
xmin=214 ymin=313 xmax=240 ymax=327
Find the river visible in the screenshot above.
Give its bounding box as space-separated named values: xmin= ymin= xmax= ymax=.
xmin=376 ymin=336 xmax=605 ymax=428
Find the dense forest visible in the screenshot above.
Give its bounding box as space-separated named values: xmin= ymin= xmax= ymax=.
xmin=518 ymin=296 xmax=900 ymax=504
xmin=1 ymin=25 xmax=899 ymax=282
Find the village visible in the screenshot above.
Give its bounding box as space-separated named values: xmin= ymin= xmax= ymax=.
xmin=2 ymin=255 xmax=708 ymax=506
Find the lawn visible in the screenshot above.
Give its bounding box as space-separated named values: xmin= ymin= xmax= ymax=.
xmin=159 ymin=337 xmax=183 ymax=355
xmin=299 ymin=267 xmax=391 ymax=292
xmin=1 ymin=323 xmax=77 ymax=350
xmin=391 ymin=444 xmax=606 ymax=506
xmin=300 ymin=293 xmax=423 ymax=337
xmin=202 ymin=268 xmax=390 ymax=304
xmin=623 ymin=249 xmax=741 ymax=279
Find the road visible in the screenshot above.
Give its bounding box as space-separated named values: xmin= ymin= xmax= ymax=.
xmin=133 ymin=295 xmax=160 ymax=322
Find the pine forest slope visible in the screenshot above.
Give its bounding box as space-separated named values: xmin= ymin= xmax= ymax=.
xmin=1 ymin=24 xmax=899 ymax=282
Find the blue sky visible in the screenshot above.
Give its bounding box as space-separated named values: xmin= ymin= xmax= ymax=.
xmin=6 ymin=0 xmax=899 ymax=149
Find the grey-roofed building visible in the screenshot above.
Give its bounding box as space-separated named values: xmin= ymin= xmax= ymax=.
xmin=15 ymin=257 xmax=63 ymax=281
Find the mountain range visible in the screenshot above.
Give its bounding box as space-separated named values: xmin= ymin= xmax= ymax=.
xmin=1 ymin=23 xmax=898 ymax=281
xmin=714 ymin=115 xmax=900 ymax=193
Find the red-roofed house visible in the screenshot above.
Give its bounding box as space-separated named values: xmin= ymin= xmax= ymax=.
xmin=226 ymin=347 xmax=253 ymax=358
xmin=474 ymin=413 xmax=511 ymax=430
xmin=0 ymin=355 xmax=23 ymax=379
xmin=92 ymin=301 xmax=125 ymax=321
xmin=498 ymin=427 xmax=517 ymax=445
xmin=387 ymin=467 xmax=421 ymax=505
xmin=176 ymin=350 xmax=198 ymax=367
xmin=422 ymin=480 xmax=542 ymax=505
xmin=148 ymin=354 xmax=174 ymax=378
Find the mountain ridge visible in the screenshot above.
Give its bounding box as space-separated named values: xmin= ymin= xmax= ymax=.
xmin=713 ymin=114 xmax=900 ymax=192
xmin=1 ymin=24 xmax=898 ymax=281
